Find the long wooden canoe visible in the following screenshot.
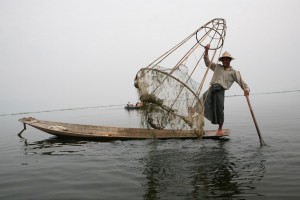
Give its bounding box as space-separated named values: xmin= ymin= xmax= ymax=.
xmin=19 ymin=117 xmax=230 ymax=140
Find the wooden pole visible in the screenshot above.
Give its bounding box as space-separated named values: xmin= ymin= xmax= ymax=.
xmin=238 ymin=71 xmax=266 ymax=146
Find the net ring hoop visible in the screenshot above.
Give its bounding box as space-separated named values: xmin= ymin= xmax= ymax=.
xmin=196 ymin=26 xmax=224 ymax=50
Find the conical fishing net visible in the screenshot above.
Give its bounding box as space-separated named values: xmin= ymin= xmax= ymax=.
xmin=134 ymin=18 xmax=227 ymax=137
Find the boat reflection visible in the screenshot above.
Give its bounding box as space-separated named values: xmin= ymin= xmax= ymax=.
xmin=19 ymin=134 xmax=89 ymax=156
xmin=142 ymin=140 xmax=266 ymax=199
xmin=18 ymin=131 xmax=266 ymax=198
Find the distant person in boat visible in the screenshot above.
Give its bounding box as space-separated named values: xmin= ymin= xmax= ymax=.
xmin=203 ymin=44 xmax=250 ymax=136
xmin=127 ymin=102 xmax=133 ymax=107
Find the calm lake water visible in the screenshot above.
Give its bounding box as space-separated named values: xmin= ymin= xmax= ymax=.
xmin=1 ymin=92 xmax=300 ymax=200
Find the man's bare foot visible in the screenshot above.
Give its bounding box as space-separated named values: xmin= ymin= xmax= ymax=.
xmin=216 ymin=129 xmax=224 ymax=136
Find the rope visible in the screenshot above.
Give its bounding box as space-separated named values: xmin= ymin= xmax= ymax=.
xmin=0 ymin=104 xmax=125 ymax=117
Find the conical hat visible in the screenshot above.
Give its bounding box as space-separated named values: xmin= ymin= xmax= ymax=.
xmin=218 ymin=51 xmax=234 ymax=61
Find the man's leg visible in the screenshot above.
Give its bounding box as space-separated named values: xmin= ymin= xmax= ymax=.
xmin=217 ymin=123 xmax=223 ymax=136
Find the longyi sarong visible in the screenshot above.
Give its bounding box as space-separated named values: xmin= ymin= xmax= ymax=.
xmin=202 ymin=84 xmax=225 ymax=125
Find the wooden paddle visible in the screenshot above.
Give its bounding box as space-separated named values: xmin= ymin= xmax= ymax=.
xmin=238 ymin=71 xmax=266 ymax=146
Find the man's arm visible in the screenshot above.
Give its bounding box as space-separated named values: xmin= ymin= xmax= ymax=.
xmin=204 ymin=44 xmax=217 ymax=71
xmin=235 ymin=70 xmax=250 ymax=96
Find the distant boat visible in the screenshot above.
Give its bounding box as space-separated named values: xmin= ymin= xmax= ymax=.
xmin=124 ymin=105 xmax=142 ymax=110
xmin=18 ymin=117 xmax=230 ymax=140
xmin=124 ymin=102 xmax=144 ymax=110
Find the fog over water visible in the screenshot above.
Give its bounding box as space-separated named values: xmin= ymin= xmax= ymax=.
xmin=1 ymin=0 xmax=300 ymax=115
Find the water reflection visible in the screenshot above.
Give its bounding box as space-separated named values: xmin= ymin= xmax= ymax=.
xmin=19 ymin=135 xmax=89 ymax=156
xmin=142 ymin=140 xmax=266 ymax=199
xmin=18 ymin=132 xmax=266 ymax=199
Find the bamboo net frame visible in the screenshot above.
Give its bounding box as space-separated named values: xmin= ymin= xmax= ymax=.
xmin=134 ymin=18 xmax=227 ymax=136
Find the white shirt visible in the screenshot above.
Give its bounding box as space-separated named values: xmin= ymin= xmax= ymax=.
xmin=204 ymin=54 xmax=250 ymax=92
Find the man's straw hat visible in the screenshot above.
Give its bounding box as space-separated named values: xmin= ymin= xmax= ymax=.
xmin=218 ymin=51 xmax=234 ymax=61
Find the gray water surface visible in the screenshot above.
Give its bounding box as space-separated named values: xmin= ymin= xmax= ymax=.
xmin=1 ymin=93 xmax=299 ymax=199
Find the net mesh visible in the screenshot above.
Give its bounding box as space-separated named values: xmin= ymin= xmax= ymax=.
xmin=134 ymin=18 xmax=227 ymax=137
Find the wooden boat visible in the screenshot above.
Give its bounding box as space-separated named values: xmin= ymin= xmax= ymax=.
xmin=18 ymin=117 xmax=230 ymax=140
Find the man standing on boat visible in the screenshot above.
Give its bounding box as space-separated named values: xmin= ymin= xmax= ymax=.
xmin=203 ymin=44 xmax=250 ymax=135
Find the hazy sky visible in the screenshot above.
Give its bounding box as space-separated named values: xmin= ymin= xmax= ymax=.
xmin=1 ymin=0 xmax=299 ymax=114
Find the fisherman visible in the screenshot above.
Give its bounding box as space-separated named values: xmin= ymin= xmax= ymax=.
xmin=203 ymin=44 xmax=250 ymax=135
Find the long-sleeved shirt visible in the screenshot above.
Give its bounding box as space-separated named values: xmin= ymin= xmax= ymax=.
xmin=204 ymin=54 xmax=250 ymax=92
